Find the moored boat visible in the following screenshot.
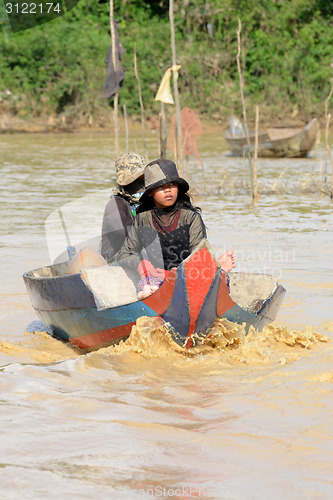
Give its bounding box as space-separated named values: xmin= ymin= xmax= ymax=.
xmin=23 ymin=240 xmax=286 ymax=351
xmin=224 ymin=116 xmax=319 ymax=158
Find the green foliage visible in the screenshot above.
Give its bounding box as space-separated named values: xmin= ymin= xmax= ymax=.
xmin=0 ymin=0 xmax=332 ymax=123
xmin=0 ymin=2 xmax=111 ymax=117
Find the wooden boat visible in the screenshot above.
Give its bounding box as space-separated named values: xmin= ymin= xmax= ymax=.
xmin=224 ymin=116 xmax=319 ymax=158
xmin=23 ymin=240 xmax=286 ymax=351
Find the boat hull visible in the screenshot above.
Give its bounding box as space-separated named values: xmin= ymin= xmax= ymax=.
xmin=224 ymin=118 xmax=319 ymax=158
xmin=23 ymin=241 xmax=286 ymax=350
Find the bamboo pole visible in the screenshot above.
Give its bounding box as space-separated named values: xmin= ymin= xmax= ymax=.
xmin=123 ymin=104 xmax=129 ymax=153
xmin=324 ymin=84 xmax=333 ymax=197
xmin=186 ymin=156 xmax=190 ymax=182
xmin=236 ymin=18 xmax=253 ymax=190
xmin=158 ymin=112 xmax=163 ymax=157
xmin=253 ymin=105 xmax=259 ymax=201
xmin=169 ymin=0 xmax=184 ymax=175
xmin=271 ymin=166 xmax=289 ymax=192
xmin=110 ymin=0 xmax=119 ymax=156
xmin=326 ymin=112 xmax=333 ymax=198
xmin=324 ymin=84 xmax=333 ymax=122
xmin=159 ymin=102 xmax=167 ymax=158
xmin=134 ymin=44 xmax=147 ymax=159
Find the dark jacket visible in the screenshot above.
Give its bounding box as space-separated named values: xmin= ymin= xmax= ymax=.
xmin=117 ymin=207 xmax=207 ymax=273
xmin=101 ymin=195 xmax=135 ymax=263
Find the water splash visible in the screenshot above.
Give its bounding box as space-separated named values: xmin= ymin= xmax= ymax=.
xmin=103 ymin=316 xmax=330 ymax=368
xmin=0 ymin=329 xmax=80 ymax=363
xmin=1 ymin=317 xmax=329 ymax=367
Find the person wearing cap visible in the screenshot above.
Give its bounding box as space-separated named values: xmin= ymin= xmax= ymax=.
xmin=101 ymin=152 xmax=146 ymax=263
xmin=66 ymin=152 xmax=146 ymax=275
xmin=117 ymin=159 xmax=235 ymax=299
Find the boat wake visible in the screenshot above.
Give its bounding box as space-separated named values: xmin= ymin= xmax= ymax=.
xmin=105 ymin=316 xmax=330 ymax=368
xmin=0 ymin=317 xmax=330 ymax=369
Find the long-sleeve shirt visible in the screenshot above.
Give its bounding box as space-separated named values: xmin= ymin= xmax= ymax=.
xmin=117 ymin=206 xmax=207 ymax=275
xmin=101 ymin=195 xmax=135 ymax=263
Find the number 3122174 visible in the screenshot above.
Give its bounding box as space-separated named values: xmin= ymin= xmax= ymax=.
xmin=5 ymin=2 xmax=62 ymax=14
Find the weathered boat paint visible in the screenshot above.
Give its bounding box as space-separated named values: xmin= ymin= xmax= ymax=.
xmin=23 ymin=241 xmax=286 ymax=350
xmin=224 ymin=117 xmax=319 ymax=158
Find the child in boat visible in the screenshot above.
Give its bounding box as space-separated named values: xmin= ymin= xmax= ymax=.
xmin=117 ymin=159 xmax=235 ymax=299
xmin=66 ymin=152 xmax=146 ymax=275
xmin=101 ymin=152 xmax=146 ymax=262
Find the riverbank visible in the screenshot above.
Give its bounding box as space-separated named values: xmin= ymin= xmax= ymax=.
xmin=0 ymin=110 xmax=321 ymax=135
xmin=0 ymin=111 xmax=114 ymax=134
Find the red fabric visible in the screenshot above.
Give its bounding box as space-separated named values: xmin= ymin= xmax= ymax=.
xmin=152 ymin=208 xmax=181 ymax=233
xmin=137 ymin=259 xmax=170 ymax=280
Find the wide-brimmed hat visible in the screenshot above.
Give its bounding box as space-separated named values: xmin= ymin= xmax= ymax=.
xmin=115 ymin=152 xmax=146 ymax=186
xmin=140 ymin=159 xmax=189 ymax=203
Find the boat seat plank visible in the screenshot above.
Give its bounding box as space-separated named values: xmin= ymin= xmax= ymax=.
xmin=81 ymin=265 xmax=138 ymax=310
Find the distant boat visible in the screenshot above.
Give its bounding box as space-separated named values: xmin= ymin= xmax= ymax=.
xmin=23 ymin=240 xmax=286 ymax=351
xmin=224 ymin=116 xmax=319 ymax=158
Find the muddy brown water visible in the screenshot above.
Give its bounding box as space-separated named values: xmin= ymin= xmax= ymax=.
xmin=1 ymin=131 xmax=333 ymax=499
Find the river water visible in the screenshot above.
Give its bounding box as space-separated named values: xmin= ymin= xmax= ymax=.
xmin=1 ymin=130 xmax=333 ymax=499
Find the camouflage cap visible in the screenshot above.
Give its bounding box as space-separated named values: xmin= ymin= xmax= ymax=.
xmin=115 ymin=153 xmax=146 ymax=186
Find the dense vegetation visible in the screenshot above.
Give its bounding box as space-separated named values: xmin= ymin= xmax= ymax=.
xmin=0 ymin=0 xmax=332 ymax=126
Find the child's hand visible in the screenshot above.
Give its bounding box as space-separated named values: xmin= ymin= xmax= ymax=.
xmin=218 ymin=250 xmax=236 ymax=272
xmin=138 ymin=260 xmax=170 ymax=280
xmin=138 ymin=259 xmax=156 ymax=278
xmin=154 ymin=268 xmax=169 ymax=279
xmin=137 ymin=284 xmax=159 ymax=300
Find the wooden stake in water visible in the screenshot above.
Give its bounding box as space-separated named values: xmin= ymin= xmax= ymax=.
xmin=236 ymin=18 xmax=253 ymax=190
xmin=169 ymin=0 xmax=184 ymax=175
xmin=326 ymin=112 xmax=333 ymax=198
xmin=159 ymin=102 xmax=167 ymax=158
xmin=123 ymin=104 xmax=129 ymax=153
xmin=324 ymin=85 xmax=333 ymax=197
xmin=134 ymin=44 xmax=147 ymax=159
xmin=253 ymin=105 xmax=259 ymax=201
xmin=271 ymin=166 xmax=289 ymax=192
xmin=109 ymin=0 xmax=119 ymax=156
